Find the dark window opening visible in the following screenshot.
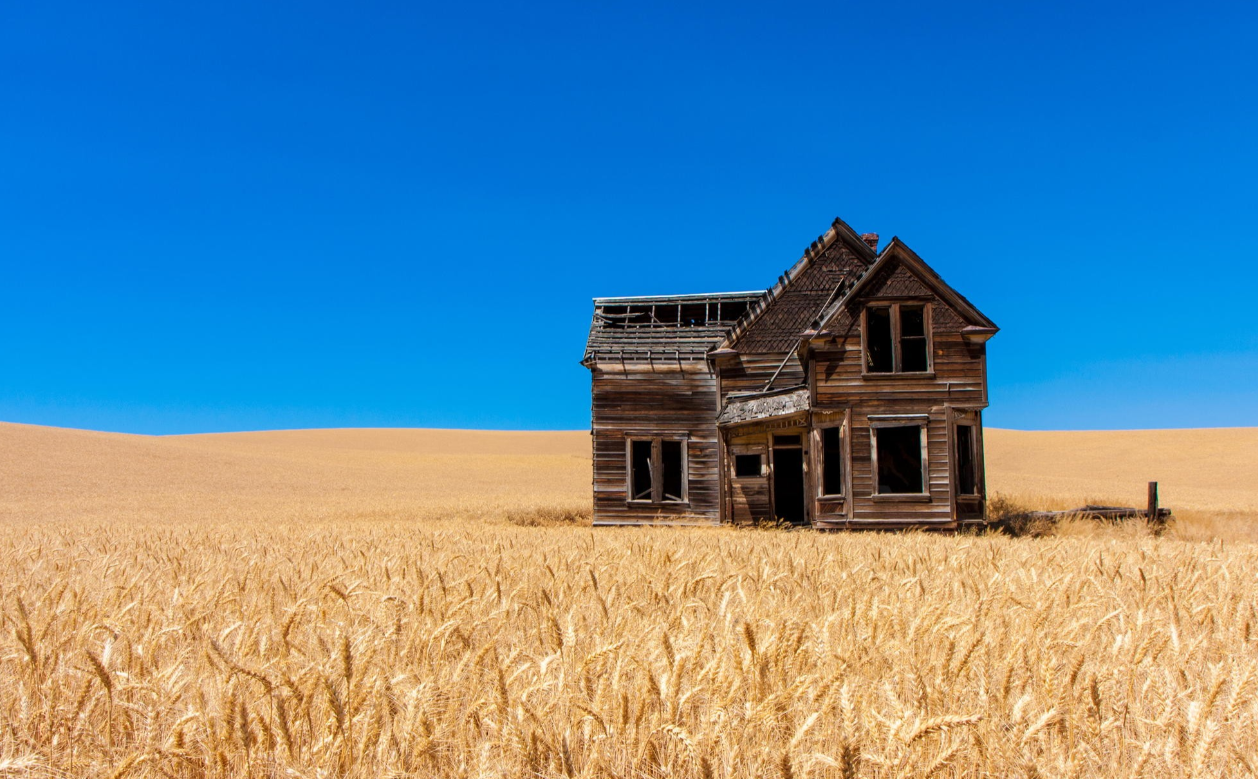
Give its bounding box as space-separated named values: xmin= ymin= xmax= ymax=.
xmin=956 ymin=424 xmax=978 ymax=496
xmin=821 ymin=426 xmax=844 ymax=496
xmin=866 ymin=307 xmax=894 ymax=372
xmin=900 ymin=305 xmax=929 ymax=372
xmin=876 ymin=426 xmax=924 ymax=494
xmin=772 ymin=434 xmax=800 ymax=447
xmin=865 ymin=303 xmax=931 ymax=373
xmin=734 ymin=453 xmax=762 ymax=477
xmin=629 ymin=438 xmax=686 ymax=503
xmin=661 ymin=440 xmax=684 ymax=501
xmin=630 ymin=440 xmax=654 ymax=500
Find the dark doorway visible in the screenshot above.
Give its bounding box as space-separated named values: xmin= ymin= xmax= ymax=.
xmin=771 ymin=447 xmax=806 ymax=524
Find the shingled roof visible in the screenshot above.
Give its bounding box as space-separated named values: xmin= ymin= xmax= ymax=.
xmin=717 ymin=217 xmax=877 ymax=354
xmin=581 ymin=291 xmax=762 ymax=364
xmin=812 ymin=236 xmax=999 ymax=333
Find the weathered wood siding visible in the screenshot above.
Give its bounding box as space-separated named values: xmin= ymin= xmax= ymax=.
xmin=724 ymin=436 xmax=773 ymax=524
xmin=590 ymin=363 xmax=721 ymax=524
xmin=718 ymin=353 xmax=806 ymax=402
xmin=811 ymin=256 xmax=989 ymax=528
xmin=729 ymin=475 xmax=771 ymax=524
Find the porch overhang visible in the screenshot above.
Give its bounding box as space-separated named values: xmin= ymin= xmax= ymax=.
xmin=717 ymin=387 xmax=811 ymax=428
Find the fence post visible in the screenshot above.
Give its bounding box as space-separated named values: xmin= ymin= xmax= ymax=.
xmin=1147 ymin=481 xmax=1158 ymax=520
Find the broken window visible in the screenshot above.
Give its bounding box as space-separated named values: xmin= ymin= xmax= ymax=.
xmin=630 ymin=439 xmax=654 ymax=500
xmin=627 ymin=437 xmax=686 ymax=503
xmin=734 ymin=453 xmax=762 ymax=477
xmin=955 ymin=424 xmax=978 ymax=496
xmin=900 ymin=305 xmax=928 ymax=372
xmin=866 ymin=307 xmax=894 ymax=372
xmin=661 ymin=440 xmax=683 ymax=501
xmin=865 ymin=303 xmax=931 ymax=374
xmin=820 ymin=425 xmax=844 ymax=496
xmin=874 ymin=425 xmax=925 ymax=494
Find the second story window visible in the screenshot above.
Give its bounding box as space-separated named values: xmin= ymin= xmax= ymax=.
xmin=865 ymin=303 xmax=931 ymax=374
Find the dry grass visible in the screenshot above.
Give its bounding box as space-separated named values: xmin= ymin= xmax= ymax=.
xmin=985 ymin=427 xmax=1258 ymax=515
xmin=4 ymin=520 xmax=1258 ymax=778
xmin=0 ymin=422 xmax=590 ymax=525
xmin=1 ymin=421 xmax=1256 ymax=777
xmin=984 ymin=426 xmax=1258 ymax=544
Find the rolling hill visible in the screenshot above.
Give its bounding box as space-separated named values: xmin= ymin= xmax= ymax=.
xmin=1 ymin=421 xmax=1254 ymax=524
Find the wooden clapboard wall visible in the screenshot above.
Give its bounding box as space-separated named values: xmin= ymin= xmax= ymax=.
xmin=810 ymin=252 xmax=989 ymax=529
xmin=583 ymin=217 xmax=997 ymax=530
xmin=590 ymin=362 xmax=721 ymax=524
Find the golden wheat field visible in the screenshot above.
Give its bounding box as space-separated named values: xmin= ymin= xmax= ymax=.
xmin=2 ymin=421 xmax=1257 ymax=778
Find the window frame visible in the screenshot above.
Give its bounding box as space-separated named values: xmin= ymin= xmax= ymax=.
xmin=813 ymin=416 xmax=848 ymax=499
xmin=861 ymin=301 xmax=935 ymax=377
xmin=624 ymin=435 xmax=689 ymax=505
xmin=868 ymin=415 xmax=931 ymax=500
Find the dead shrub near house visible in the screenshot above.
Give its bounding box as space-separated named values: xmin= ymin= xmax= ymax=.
xmin=987 ymin=493 xmax=1058 ymax=536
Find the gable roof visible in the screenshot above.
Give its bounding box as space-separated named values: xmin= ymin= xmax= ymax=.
xmin=581 ymin=220 xmax=997 ymax=368
xmin=812 ymin=237 xmax=998 ymax=332
xmin=581 ymin=291 xmax=763 ymax=365
xmin=716 ymin=217 xmax=877 ymax=353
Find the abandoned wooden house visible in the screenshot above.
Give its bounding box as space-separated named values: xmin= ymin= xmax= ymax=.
xmin=581 ymin=217 xmax=999 ymax=529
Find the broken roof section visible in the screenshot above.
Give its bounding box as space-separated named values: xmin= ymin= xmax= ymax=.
xmin=582 ymin=291 xmax=763 ymax=365
xmin=717 ymin=386 xmax=811 ymax=426
xmin=717 ymin=217 xmax=876 ymax=354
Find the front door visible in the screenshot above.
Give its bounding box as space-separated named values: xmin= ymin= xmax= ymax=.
xmin=771 ymin=436 xmax=806 ymax=524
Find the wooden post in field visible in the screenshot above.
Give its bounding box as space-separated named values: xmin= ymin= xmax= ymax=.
xmin=1147 ymin=481 xmax=1158 ymax=520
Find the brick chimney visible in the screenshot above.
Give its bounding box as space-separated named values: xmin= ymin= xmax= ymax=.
xmin=861 ymin=233 xmax=879 ymax=252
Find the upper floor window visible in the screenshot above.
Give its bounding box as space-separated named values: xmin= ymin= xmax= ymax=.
xmin=865 ymin=303 xmax=931 ymax=374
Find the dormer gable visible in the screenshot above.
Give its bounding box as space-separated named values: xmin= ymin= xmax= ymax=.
xmin=812 ymin=237 xmax=998 ymax=340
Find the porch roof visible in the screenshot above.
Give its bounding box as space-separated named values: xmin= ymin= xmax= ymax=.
xmin=717 ymin=386 xmax=810 ymax=427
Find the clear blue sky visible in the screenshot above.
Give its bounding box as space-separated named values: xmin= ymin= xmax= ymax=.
xmin=2 ymin=1 xmax=1255 ymax=434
